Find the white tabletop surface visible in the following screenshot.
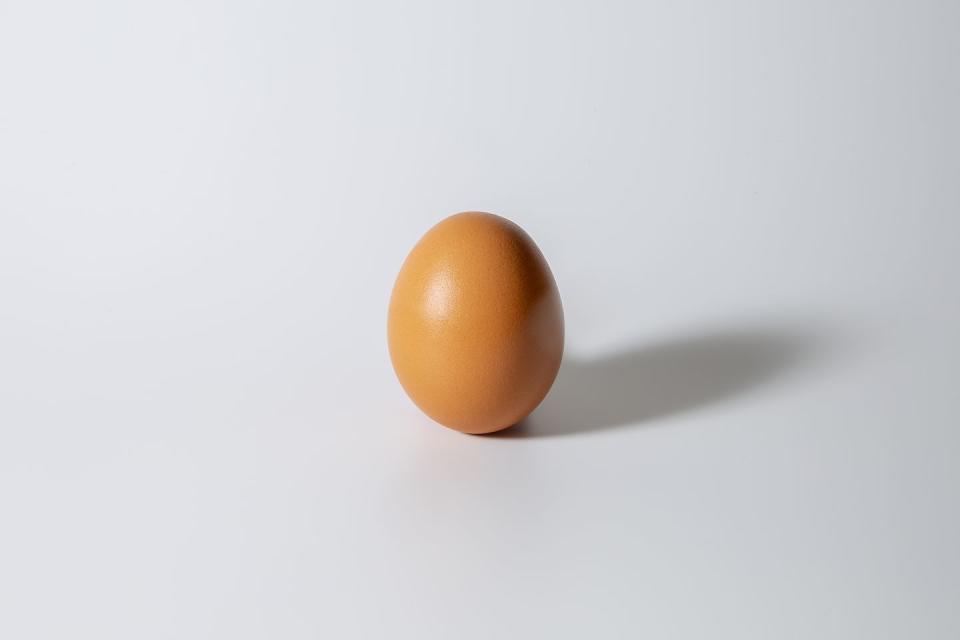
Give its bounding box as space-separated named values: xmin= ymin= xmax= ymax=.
xmin=2 ymin=1 xmax=958 ymax=638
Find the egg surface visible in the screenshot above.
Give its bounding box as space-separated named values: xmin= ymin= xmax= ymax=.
xmin=388 ymin=212 xmax=564 ymax=434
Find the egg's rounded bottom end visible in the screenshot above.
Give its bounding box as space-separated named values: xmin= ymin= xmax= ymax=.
xmin=434 ymin=416 xmax=525 ymax=436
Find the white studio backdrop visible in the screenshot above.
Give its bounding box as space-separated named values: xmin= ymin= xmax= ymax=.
xmin=1 ymin=1 xmax=958 ymax=638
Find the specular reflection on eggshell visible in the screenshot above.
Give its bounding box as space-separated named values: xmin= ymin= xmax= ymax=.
xmin=388 ymin=212 xmax=564 ymax=434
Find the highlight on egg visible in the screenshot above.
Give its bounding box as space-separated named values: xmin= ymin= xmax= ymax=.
xmin=388 ymin=212 xmax=564 ymax=434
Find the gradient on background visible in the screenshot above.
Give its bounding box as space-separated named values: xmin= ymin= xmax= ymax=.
xmin=1 ymin=1 xmax=958 ymax=638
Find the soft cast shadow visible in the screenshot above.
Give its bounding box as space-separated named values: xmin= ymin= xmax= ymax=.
xmin=497 ymin=327 xmax=824 ymax=438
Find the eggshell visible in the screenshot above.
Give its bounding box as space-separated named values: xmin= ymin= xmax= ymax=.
xmin=388 ymin=212 xmax=564 ymax=434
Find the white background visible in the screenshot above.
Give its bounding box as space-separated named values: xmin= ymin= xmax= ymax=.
xmin=1 ymin=1 xmax=958 ymax=638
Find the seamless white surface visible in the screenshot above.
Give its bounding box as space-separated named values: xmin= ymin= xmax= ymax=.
xmin=1 ymin=1 xmax=959 ymax=638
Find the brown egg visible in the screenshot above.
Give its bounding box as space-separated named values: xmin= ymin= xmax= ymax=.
xmin=388 ymin=212 xmax=564 ymax=434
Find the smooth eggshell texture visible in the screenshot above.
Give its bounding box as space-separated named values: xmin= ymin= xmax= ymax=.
xmin=388 ymin=212 xmax=564 ymax=434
